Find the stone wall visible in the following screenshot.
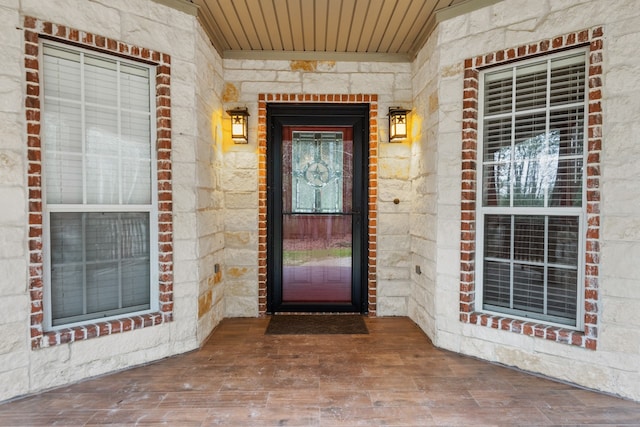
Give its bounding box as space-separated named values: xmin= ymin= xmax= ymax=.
xmin=222 ymin=59 xmax=412 ymax=317
xmin=409 ymin=29 xmax=441 ymax=340
xmin=0 ymin=0 xmax=212 ymax=402
xmin=410 ymin=0 xmax=640 ymax=401
xmin=194 ymin=23 xmax=226 ymax=343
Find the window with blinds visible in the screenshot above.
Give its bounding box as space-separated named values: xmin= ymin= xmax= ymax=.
xmin=42 ymin=42 xmax=157 ymax=328
xmin=478 ymin=49 xmax=587 ymax=327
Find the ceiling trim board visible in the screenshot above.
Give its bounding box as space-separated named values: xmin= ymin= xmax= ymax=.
xmin=223 ymin=50 xmax=411 ymax=63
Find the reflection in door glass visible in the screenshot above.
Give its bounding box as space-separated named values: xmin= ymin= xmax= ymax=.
xmin=282 ymin=215 xmax=352 ymax=302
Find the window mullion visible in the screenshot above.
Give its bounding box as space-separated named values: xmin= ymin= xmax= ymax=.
xmin=510 ymin=68 xmax=517 ymax=209
xmin=509 ymin=214 xmax=515 ymax=310
xmin=82 ymin=213 xmax=88 ymax=316
xmin=117 ymin=213 xmax=123 ymax=310
xmin=545 ymin=58 xmax=552 ymax=208
xmin=117 ymin=62 xmax=123 ymax=206
xmin=80 ymin=52 xmax=87 ymax=205
xmin=543 ymin=215 xmax=549 ymax=316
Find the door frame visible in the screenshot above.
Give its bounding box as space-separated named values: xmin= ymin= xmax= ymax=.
xmin=265 ymin=103 xmax=370 ymax=314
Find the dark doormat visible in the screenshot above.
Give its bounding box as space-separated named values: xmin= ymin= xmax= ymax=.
xmin=265 ymin=315 xmax=368 ymax=335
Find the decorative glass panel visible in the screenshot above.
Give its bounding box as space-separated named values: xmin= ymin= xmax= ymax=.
xmin=290 ymin=132 xmax=344 ymax=213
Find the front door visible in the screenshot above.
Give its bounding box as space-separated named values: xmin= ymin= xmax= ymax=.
xmin=267 ymin=104 xmax=368 ymax=313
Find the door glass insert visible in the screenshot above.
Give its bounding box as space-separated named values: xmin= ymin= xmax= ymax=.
xmin=291 ymin=132 xmax=344 ymax=213
xmin=281 ymin=130 xmax=353 ymax=303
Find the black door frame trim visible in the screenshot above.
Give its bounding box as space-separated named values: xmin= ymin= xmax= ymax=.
xmin=266 ymin=103 xmax=369 ymax=314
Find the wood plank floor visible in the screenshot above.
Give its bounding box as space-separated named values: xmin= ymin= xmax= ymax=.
xmin=1 ymin=317 xmax=639 ymax=426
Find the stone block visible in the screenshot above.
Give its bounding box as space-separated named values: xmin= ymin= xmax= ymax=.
xmin=0 ymin=258 xmax=26 ymax=295
xmin=0 ymin=295 xmax=27 ymax=325
xmin=350 ymin=72 xmax=394 ymax=94
xmin=227 ymin=69 xmax=277 ymax=82
xmin=335 ymin=62 xmax=359 ymax=73
xmin=0 ymin=322 xmax=25 ymax=356
xmin=602 ymin=242 xmax=640 ymax=282
xmin=377 ymin=296 xmax=407 ymax=316
xmin=225 ymin=296 xmax=258 ymax=317
xmin=173 ymin=211 xmax=197 ymax=240
xmin=377 ymin=266 xmax=410 ymax=281
xmin=0 ymin=187 xmax=23 ymax=224
xmin=0 ymin=114 xmax=23 ymax=152
xmin=0 ymin=150 xmax=25 ymax=186
xmin=221 ymin=168 xmax=257 ymax=192
xmin=173 ymin=183 xmax=197 ymax=211
xmin=302 ymin=73 xmax=349 ymax=93
xmin=377 ymin=280 xmax=411 ymax=297
xmin=275 ymin=71 xmax=302 ymax=82
xmin=377 ymin=235 xmax=411 ymax=252
xmin=0 ymin=75 xmax=21 ymax=114
xmin=601 ymin=296 xmax=640 ymax=327
xmin=173 ymin=257 xmax=198 ymax=282
xmin=378 ymin=212 xmax=410 ymax=235
xmin=224 ymin=231 xmax=256 ymax=249
xmin=225 ymin=192 xmax=258 ymax=209
xmin=0 ymin=227 xmax=24 ymax=258
xmin=149 ymin=0 xmax=195 ymax=29
xmin=599 ymin=324 xmax=640 ymax=354
xmin=378 ymin=180 xmax=411 ymax=206
xmin=0 ymin=366 xmax=29 ymax=402
xmin=22 ymin=0 xmax=122 ymax=40
xmin=240 ymin=81 xmax=302 ymax=98
xmin=122 ymin=15 xmax=195 ymax=61
xmin=225 ymin=152 xmax=258 ymax=170
xmin=226 ymin=279 xmax=259 ymax=298
xmin=172 ymin=106 xmax=198 ymax=137
xmin=377 ymin=250 xmax=411 ymax=268
xmin=223 ymin=209 xmax=256 ymax=231
xmin=224 ymin=248 xmax=257 ymax=266
xmin=602 ymin=278 xmax=640 ymax=300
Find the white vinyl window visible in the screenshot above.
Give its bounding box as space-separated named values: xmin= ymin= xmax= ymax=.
xmin=41 ymin=42 xmax=158 ymax=328
xmin=477 ymin=49 xmax=587 ymax=328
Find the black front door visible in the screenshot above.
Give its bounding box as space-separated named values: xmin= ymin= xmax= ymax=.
xmin=267 ymin=104 xmax=368 ymax=313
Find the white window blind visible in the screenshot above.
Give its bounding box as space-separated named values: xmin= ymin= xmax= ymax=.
xmin=42 ymin=43 xmax=157 ymax=328
xmin=478 ymin=49 xmax=587 ymax=327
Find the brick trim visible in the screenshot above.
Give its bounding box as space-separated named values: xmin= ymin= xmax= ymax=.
xmin=460 ymin=27 xmax=603 ymax=349
xmin=257 ymin=94 xmax=378 ymax=316
xmin=24 ymin=17 xmax=174 ymax=349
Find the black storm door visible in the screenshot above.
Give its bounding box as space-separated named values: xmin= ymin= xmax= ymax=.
xmin=267 ymin=104 xmax=368 ymax=313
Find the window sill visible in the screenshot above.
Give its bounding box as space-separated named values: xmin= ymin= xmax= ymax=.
xmin=36 ymin=312 xmax=171 ymax=349
xmin=461 ymin=312 xmax=596 ymax=350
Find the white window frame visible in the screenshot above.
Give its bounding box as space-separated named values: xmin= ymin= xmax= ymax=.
xmin=476 ymin=47 xmax=588 ymax=330
xmin=41 ymin=40 xmax=159 ymax=331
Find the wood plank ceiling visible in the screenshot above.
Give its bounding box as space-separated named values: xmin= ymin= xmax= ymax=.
xmin=192 ymin=0 xmax=486 ymax=61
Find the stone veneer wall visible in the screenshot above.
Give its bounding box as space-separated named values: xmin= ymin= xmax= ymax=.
xmin=409 ymin=0 xmax=640 ymax=401
xmin=194 ymin=23 xmax=226 ymax=344
xmin=409 ymin=29 xmax=441 ymax=340
xmin=222 ymin=59 xmax=413 ymax=317
xmin=0 ymin=0 xmax=219 ymax=402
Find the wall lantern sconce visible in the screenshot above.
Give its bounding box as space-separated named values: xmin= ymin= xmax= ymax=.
xmin=388 ymin=107 xmax=410 ymax=142
xmin=226 ymin=107 xmax=249 ymax=143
